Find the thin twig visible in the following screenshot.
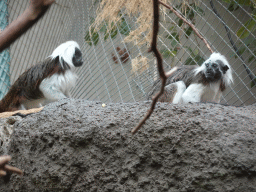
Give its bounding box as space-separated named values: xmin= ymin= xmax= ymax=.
xmin=131 ymin=0 xmax=167 ymax=134
xmin=159 ymin=0 xmax=213 ymax=53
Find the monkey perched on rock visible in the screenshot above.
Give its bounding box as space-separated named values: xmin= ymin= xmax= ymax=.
xmin=0 ymin=41 xmax=83 ymax=112
xmin=148 ymin=52 xmax=233 ymax=104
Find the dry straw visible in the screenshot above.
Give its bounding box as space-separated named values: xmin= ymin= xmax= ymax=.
xmin=94 ymin=0 xmax=152 ymax=46
xmin=131 ymin=56 xmax=149 ymax=75
xmin=92 ymin=0 xmax=168 ymax=74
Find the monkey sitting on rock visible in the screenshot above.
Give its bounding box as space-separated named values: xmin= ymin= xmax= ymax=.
xmin=0 ymin=41 xmax=83 ymax=112
xmin=148 ymin=52 xmax=233 ymax=104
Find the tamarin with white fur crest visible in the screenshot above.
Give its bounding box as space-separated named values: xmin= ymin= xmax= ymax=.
xmin=148 ymin=52 xmax=233 ymax=104
xmin=0 ymin=41 xmax=83 ymax=112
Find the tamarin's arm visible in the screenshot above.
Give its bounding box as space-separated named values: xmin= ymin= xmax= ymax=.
xmin=0 ymin=0 xmax=55 ymax=52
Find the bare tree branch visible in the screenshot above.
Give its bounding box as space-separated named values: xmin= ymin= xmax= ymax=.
xmin=131 ymin=0 xmax=167 ymax=134
xmin=0 ymin=0 xmax=55 ymax=52
xmin=158 ymin=0 xmax=214 ymax=53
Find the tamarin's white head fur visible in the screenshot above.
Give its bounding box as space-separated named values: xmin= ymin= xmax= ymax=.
xmin=194 ymin=52 xmax=233 ymax=86
xmin=0 ymin=40 xmax=83 ymax=113
xmin=148 ymin=52 xmax=233 ymax=104
xmin=50 ymin=41 xmax=83 ymax=68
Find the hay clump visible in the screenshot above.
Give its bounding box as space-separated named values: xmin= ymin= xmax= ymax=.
xmin=92 ymin=0 xmax=168 ymax=74
xmin=93 ymin=0 xmax=170 ymax=46
xmin=131 ymin=56 xmax=149 ymax=75
xmin=93 ymin=0 xmax=151 ymax=46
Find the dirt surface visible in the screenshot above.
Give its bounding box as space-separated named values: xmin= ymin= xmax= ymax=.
xmin=0 ymin=98 xmax=255 ymax=192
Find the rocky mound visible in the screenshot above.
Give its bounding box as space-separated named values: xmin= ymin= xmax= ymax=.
xmin=0 ymin=99 xmax=255 ymax=192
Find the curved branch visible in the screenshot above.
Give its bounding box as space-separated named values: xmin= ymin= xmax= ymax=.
xmin=158 ymin=0 xmax=213 ymax=53
xmin=131 ymin=0 xmax=167 ymax=134
xmin=0 ymin=0 xmax=55 ymax=52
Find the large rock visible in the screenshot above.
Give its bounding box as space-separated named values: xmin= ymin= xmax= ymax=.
xmin=0 ymin=98 xmax=255 ymax=192
xmin=0 ymin=116 xmax=21 ymax=154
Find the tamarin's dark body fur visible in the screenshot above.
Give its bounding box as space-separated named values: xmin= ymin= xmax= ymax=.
xmin=148 ymin=53 xmax=232 ymax=104
xmin=0 ymin=41 xmax=83 ymax=112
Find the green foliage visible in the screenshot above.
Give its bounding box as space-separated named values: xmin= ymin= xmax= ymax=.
xmin=223 ymin=0 xmax=252 ymax=11
xmin=251 ymin=78 xmax=256 ymax=88
xmin=84 ymin=27 xmax=99 ymax=46
xmin=185 ymin=26 xmax=193 ymax=38
xmin=166 ymin=32 xmax=179 ymax=47
xmin=181 ymin=3 xmax=205 ymax=39
xmin=119 ymin=17 xmax=130 ymax=36
xmin=191 ymin=4 xmax=205 ymax=16
xmin=222 ymin=0 xmax=256 ymax=88
xmin=227 ymin=2 xmax=240 ymax=11
xmin=231 ymin=37 xmax=256 ymax=59
xmin=230 ymin=37 xmax=256 ymax=88
xmin=248 ymin=54 xmax=256 ymax=63
xmin=223 ymin=0 xmax=256 ymax=39
xmin=171 ymin=3 xmax=205 ymax=38
xmin=93 ymin=0 xmax=101 ymax=6
xmin=237 ymin=19 xmax=256 ymax=39
xmin=84 ymin=15 xmax=130 ymax=46
xmin=170 ymin=3 xmax=205 ymax=19
xmin=160 ymin=48 xmax=177 ymax=58
xmin=178 ymin=19 xmax=183 ymax=27
xmin=161 ymin=3 xmax=205 ymax=59
xmin=184 ymin=47 xmax=205 ymax=66
xmin=161 ymin=28 xmax=179 ymax=58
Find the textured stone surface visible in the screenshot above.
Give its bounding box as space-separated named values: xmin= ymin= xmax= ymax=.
xmin=0 ymin=98 xmax=255 ymax=192
xmin=0 ymin=116 xmax=21 ymax=154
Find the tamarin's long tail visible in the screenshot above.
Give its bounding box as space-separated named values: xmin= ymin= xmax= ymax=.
xmin=0 ymin=88 xmax=21 ymax=113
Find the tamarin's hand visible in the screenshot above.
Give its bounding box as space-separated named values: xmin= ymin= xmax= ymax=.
xmin=0 ymin=155 xmax=23 ymax=176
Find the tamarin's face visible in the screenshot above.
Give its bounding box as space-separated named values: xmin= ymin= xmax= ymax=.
xmin=50 ymin=41 xmax=83 ymax=68
xmin=203 ymin=60 xmax=229 ymax=82
xmin=72 ymin=48 xmax=83 ymax=67
xmin=200 ymin=53 xmax=231 ymax=83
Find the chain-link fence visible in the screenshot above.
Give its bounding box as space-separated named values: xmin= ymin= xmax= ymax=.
xmin=1 ymin=0 xmax=256 ymax=106
xmin=0 ymin=0 xmax=10 ymax=99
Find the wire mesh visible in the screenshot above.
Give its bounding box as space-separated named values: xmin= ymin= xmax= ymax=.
xmin=1 ymin=0 xmax=256 ymax=106
xmin=0 ymin=0 xmax=10 ymax=99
